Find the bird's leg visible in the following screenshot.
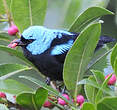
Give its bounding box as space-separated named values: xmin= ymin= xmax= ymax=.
xmin=45 ymin=77 xmax=60 ymax=92
xmin=50 ymin=81 xmax=60 ymax=92
xmin=45 ymin=77 xmax=51 ymax=85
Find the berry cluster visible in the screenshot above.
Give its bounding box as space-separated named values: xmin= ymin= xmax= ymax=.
xmin=43 ymin=94 xmax=84 ymax=108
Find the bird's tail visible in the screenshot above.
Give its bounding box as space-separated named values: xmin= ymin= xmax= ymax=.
xmin=96 ymin=35 xmax=116 ymax=50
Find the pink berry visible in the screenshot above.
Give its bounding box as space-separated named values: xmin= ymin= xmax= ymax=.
xmin=0 ymin=92 xmax=6 ymax=98
xmin=105 ymin=73 xmax=116 ymax=85
xmin=80 ymin=103 xmax=83 ymax=109
xmin=43 ymin=100 xmax=52 ymax=108
xmin=8 ymin=25 xmax=19 ymax=36
xmin=8 ymin=43 xmax=17 ymax=48
xmin=58 ymin=94 xmax=70 ymax=106
xmin=76 ymin=95 xmax=84 ymax=105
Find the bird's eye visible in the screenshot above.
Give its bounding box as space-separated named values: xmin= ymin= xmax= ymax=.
xmin=29 ymin=36 xmax=32 ymax=38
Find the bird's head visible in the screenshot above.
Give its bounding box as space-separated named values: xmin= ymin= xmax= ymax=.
xmin=14 ymin=26 xmax=57 ymax=55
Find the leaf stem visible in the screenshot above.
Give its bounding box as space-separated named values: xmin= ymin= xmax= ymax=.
xmin=29 ymin=0 xmax=33 ymax=25
xmin=2 ymin=0 xmax=12 ymax=26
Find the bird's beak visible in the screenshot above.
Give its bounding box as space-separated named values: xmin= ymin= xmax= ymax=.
xmin=13 ymin=39 xmax=26 ymax=46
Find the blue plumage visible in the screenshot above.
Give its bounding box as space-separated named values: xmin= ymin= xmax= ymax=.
xmin=15 ymin=26 xmax=115 ymax=81
xmin=22 ymin=26 xmax=74 ymax=55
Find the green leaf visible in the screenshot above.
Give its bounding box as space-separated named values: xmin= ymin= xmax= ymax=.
xmin=0 ymin=33 xmax=10 ymax=42
xmin=69 ymin=7 xmax=114 ymax=32
xmin=78 ymin=78 xmax=115 ymax=96
xmin=97 ymin=97 xmax=117 ymax=110
xmin=0 ymin=79 xmax=33 ymax=94
xmin=0 ymin=63 xmax=31 ymax=79
xmin=0 ymin=104 xmax=9 ymax=110
xmin=63 ymin=23 xmax=101 ymax=98
xmin=91 ymin=70 xmax=105 ymax=84
xmin=19 ymin=75 xmax=74 ymax=107
xmin=0 ymin=45 xmax=34 ymax=67
xmin=114 ymin=58 xmax=117 ymax=76
xmin=95 ymin=74 xmax=112 ymax=103
xmin=62 ymin=0 xmax=82 ymax=29
xmin=16 ymin=88 xmax=48 ymax=110
xmin=81 ymin=102 xmax=96 ymax=110
xmin=0 ymin=0 xmax=11 ymax=14
xmin=11 ymin=0 xmax=47 ymax=33
xmin=84 ymin=76 xmax=98 ymax=103
xmin=111 ymin=44 xmax=117 ymax=72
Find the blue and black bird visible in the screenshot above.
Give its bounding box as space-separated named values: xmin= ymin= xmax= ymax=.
xmin=15 ymin=26 xmax=115 ymax=81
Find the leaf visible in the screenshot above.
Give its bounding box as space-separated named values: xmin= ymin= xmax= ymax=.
xmin=81 ymin=102 xmax=96 ymax=110
xmin=78 ymin=78 xmax=115 ymax=96
xmin=91 ymin=70 xmax=105 ymax=84
xmin=0 ymin=79 xmax=33 ymax=94
xmin=0 ymin=45 xmax=34 ymax=67
xmin=0 ymin=63 xmax=31 ymax=80
xmin=11 ymin=0 xmax=47 ymax=33
xmin=0 ymin=33 xmax=10 ymax=42
xmin=0 ymin=0 xmax=11 ymax=14
xmin=97 ymin=97 xmax=117 ymax=110
xmin=63 ymin=23 xmax=101 ymax=98
xmin=84 ymin=76 xmax=98 ymax=103
xmin=114 ymin=58 xmax=117 ymax=76
xmin=0 ymin=104 xmax=9 ymax=110
xmin=69 ymin=7 xmax=114 ymax=32
xmin=16 ymin=88 xmax=48 ymax=110
xmin=62 ymin=0 xmax=82 ymax=29
xmin=95 ymin=74 xmax=112 ymax=103
xmin=19 ymin=75 xmax=74 ymax=107
xmin=111 ymin=44 xmax=117 ymax=72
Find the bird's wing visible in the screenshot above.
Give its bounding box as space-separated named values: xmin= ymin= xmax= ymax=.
xmin=50 ymin=32 xmax=78 ymax=55
xmin=51 ymin=39 xmax=74 ymax=55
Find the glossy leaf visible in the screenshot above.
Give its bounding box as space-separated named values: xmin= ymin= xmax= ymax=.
xmin=84 ymin=76 xmax=98 ymax=103
xmin=16 ymin=88 xmax=48 ymax=110
xmin=91 ymin=70 xmax=105 ymax=84
xmin=0 ymin=45 xmax=34 ymax=67
xmin=69 ymin=7 xmax=113 ymax=32
xmin=0 ymin=79 xmax=33 ymax=94
xmin=63 ymin=0 xmax=81 ymax=29
xmin=95 ymin=74 xmax=112 ymax=103
xmin=0 ymin=63 xmax=31 ymax=79
xmin=0 ymin=104 xmax=9 ymax=110
xmin=19 ymin=75 xmax=74 ymax=107
xmin=78 ymin=78 xmax=115 ymax=96
xmin=81 ymin=102 xmax=96 ymax=110
xmin=11 ymin=0 xmax=47 ymax=32
xmin=97 ymin=97 xmax=117 ymax=110
xmin=0 ymin=33 xmax=10 ymax=42
xmin=63 ymin=23 xmax=101 ymax=98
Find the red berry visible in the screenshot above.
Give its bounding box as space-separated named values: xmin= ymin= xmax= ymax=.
xmin=0 ymin=92 xmax=6 ymax=98
xmin=76 ymin=95 xmax=84 ymax=105
xmin=105 ymin=73 xmax=116 ymax=85
xmin=8 ymin=25 xmax=19 ymax=36
xmin=58 ymin=94 xmax=70 ymax=106
xmin=43 ymin=100 xmax=52 ymax=108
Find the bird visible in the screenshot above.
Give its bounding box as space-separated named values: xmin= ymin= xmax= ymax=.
xmin=14 ymin=26 xmax=115 ymax=81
